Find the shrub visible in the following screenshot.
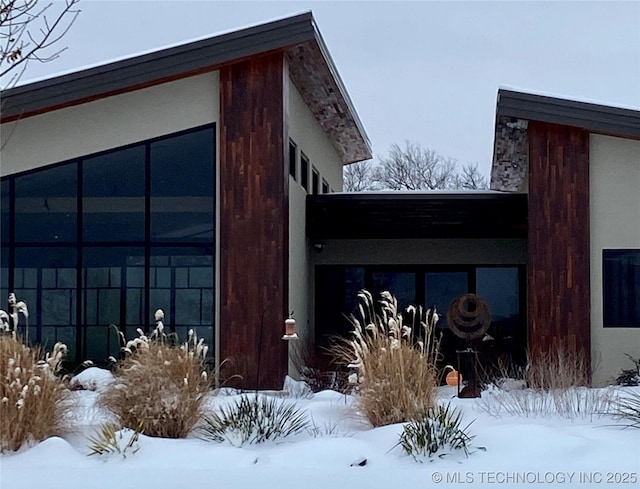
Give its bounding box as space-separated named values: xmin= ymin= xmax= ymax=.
xmin=611 ymin=389 xmax=640 ymax=429
xmin=0 ymin=335 xmax=72 ymax=452
xmin=478 ymin=384 xmax=617 ymax=419
xmin=335 ymin=290 xmax=441 ymax=427
xmin=614 ymin=355 xmax=640 ymax=387
xmin=397 ymin=404 xmax=474 ymax=460
xmin=98 ymin=328 xmax=210 ymax=438
xmin=526 ymin=344 xmax=589 ymax=390
xmin=87 ymin=422 xmax=142 ymax=458
xmin=199 ymin=394 xmax=310 ymax=446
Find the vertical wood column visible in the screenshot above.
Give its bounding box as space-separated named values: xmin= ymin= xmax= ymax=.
xmin=219 ymin=53 xmax=289 ymax=389
xmin=527 ymin=122 xmax=591 ymax=377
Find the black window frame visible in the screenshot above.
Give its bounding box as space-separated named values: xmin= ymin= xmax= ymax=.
xmin=288 ymin=139 xmax=297 ymax=180
xmin=312 ymin=166 xmax=320 ymax=195
xmin=300 ymin=152 xmax=309 ymax=193
xmin=0 ymin=123 xmax=217 ymax=365
xmin=603 ymin=249 xmax=640 ymax=328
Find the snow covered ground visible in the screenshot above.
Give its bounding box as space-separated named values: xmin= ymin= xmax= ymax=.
xmin=1 ymin=375 xmax=638 ymax=489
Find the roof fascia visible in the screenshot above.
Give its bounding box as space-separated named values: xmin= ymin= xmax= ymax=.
xmin=1 ymin=13 xmax=316 ymax=120
xmin=497 ymin=89 xmax=640 ymax=139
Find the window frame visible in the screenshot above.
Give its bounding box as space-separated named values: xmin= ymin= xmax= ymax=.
xmin=603 ymin=249 xmax=640 ymax=328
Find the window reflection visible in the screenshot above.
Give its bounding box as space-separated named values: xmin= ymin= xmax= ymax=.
xmin=150 ymin=130 xmax=214 ymax=242
xmin=15 ymin=163 xmax=77 ymax=243
xmin=83 ymin=146 xmax=145 ymax=242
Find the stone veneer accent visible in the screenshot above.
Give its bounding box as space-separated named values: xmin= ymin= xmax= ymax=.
xmin=490 ymin=116 xmax=529 ymax=191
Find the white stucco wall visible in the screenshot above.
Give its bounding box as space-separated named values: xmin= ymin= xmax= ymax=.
xmin=288 ymin=80 xmax=344 ymax=192
xmin=288 ymin=180 xmax=311 ymax=377
xmin=286 ymin=78 xmax=345 ymax=377
xmin=589 ymin=134 xmax=640 ymax=386
xmin=1 ymin=72 xmax=219 ymax=176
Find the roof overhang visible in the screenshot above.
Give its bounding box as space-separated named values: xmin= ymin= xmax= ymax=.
xmin=0 ymin=12 xmax=371 ymax=163
xmin=307 ymin=192 xmax=528 ymax=240
xmin=496 ymin=88 xmax=640 ymax=139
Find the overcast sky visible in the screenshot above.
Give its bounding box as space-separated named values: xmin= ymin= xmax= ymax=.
xmin=15 ymin=1 xmax=640 ymax=175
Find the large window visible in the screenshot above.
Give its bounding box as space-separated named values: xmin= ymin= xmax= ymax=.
xmin=603 ymin=250 xmax=640 ymax=327
xmin=315 ymin=265 xmax=526 ymax=365
xmin=1 ymin=125 xmax=216 ymax=365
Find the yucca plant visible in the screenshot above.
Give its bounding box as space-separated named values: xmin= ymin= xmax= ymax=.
xmin=611 ymin=390 xmax=640 ymax=429
xmin=335 ymin=289 xmax=442 ymax=427
xmin=397 ymin=404 xmax=475 ymax=459
xmin=199 ymin=394 xmax=310 ymax=446
xmin=87 ymin=421 xmax=143 ymax=458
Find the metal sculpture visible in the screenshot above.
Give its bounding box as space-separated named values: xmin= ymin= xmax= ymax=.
xmin=446 ymin=293 xmax=491 ymax=398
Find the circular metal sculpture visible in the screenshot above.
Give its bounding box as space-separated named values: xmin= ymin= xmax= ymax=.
xmin=446 ymin=293 xmax=491 ymax=340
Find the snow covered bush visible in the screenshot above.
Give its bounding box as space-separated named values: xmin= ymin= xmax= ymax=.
xmin=98 ymin=326 xmax=210 ymax=438
xmin=478 ymin=384 xmax=617 ymax=419
xmin=615 ymin=354 xmax=640 ymax=387
xmin=0 ymin=335 xmax=72 ymax=452
xmin=397 ymin=403 xmax=474 ymax=460
xmin=199 ymin=394 xmax=310 ymax=446
xmin=336 ymin=290 xmax=442 ymax=427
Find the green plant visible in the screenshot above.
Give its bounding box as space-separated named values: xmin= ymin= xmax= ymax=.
xmin=396 ymin=404 xmax=474 ymax=460
xmin=334 ymin=289 xmax=442 ymax=427
xmin=199 ymin=394 xmax=310 ymax=446
xmin=614 ymin=355 xmax=640 ymax=387
xmin=611 ymin=390 xmax=640 ymax=429
xmin=87 ymin=422 xmax=143 ymax=458
xmin=98 ymin=327 xmax=210 ymax=439
xmin=0 ymin=335 xmax=72 ymax=452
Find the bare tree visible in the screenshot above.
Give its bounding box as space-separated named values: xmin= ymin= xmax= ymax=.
xmin=343 ymin=141 xmax=488 ymax=192
xmin=373 ymin=141 xmax=459 ymax=190
xmin=343 ymin=159 xmax=378 ymax=191
xmin=454 ymin=162 xmax=488 ymax=190
xmin=1 ymin=0 xmax=81 ymax=88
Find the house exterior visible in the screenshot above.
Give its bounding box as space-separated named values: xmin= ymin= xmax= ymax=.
xmin=491 ymin=89 xmax=640 ymax=386
xmin=0 ymin=12 xmax=371 ymax=389
xmin=1 ymin=13 xmax=638 ymax=389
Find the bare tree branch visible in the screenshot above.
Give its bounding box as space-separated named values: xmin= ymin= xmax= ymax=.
xmin=0 ymin=0 xmax=81 ymax=87
xmin=455 ymin=162 xmax=488 ymax=190
xmin=343 ymin=159 xmax=378 ymax=192
xmin=344 ymin=141 xmax=488 ymax=192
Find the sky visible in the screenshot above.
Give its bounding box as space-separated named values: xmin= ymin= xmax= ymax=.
xmin=12 ymin=1 xmax=640 ymax=176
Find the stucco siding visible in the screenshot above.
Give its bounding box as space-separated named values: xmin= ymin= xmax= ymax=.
xmin=589 ymin=134 xmax=640 ymax=386
xmin=288 ymin=180 xmax=311 ymax=377
xmin=1 ymin=72 xmax=219 ymax=176
xmin=288 ymin=80 xmax=343 ymax=192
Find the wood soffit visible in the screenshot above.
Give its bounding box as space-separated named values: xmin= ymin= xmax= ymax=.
xmin=0 ymin=12 xmax=371 ymax=163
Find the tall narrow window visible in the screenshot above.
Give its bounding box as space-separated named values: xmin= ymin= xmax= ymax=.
xmin=603 ymin=250 xmax=640 ymax=327
xmin=312 ymin=167 xmax=320 ymax=195
xmin=322 ymin=179 xmax=329 ymax=194
xmin=289 ymin=140 xmax=297 ymax=180
xmin=300 ymin=153 xmax=309 ymax=193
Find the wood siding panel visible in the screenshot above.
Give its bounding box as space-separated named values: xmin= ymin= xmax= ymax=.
xmin=528 ymin=122 xmax=591 ymax=376
xmin=219 ymin=53 xmax=289 ymax=389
